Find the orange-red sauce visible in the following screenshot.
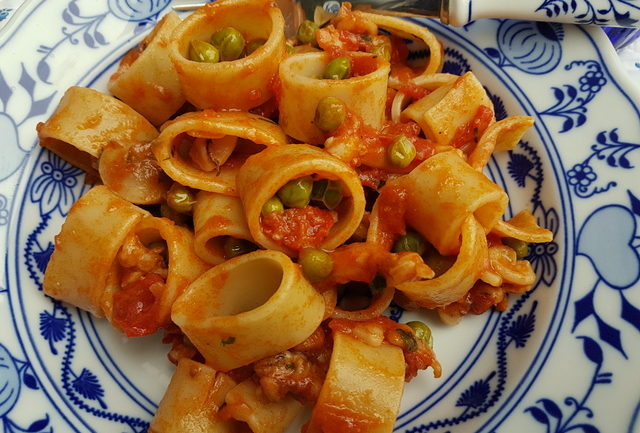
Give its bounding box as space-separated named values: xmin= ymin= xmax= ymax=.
xmin=262 ymin=206 xmax=336 ymax=251
xmin=112 ymin=273 xmax=163 ymax=337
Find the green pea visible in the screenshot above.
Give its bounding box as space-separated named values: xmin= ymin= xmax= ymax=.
xmin=223 ymin=237 xmax=258 ymax=259
xmin=502 ymin=237 xmax=529 ymax=259
xmin=189 ymin=40 xmax=220 ymax=63
xmin=277 ymin=176 xmax=313 ymax=208
xmin=387 ymin=135 xmax=417 ymax=168
xmin=393 ymin=231 xmax=426 ymax=255
xmin=395 ymin=328 xmax=418 ymax=352
xmin=406 ymin=320 xmax=433 ymax=348
xmin=422 ymin=243 xmax=455 ymax=277
xmin=297 ymin=20 xmax=319 ymax=45
xmin=211 ymin=27 xmax=245 ymax=61
xmin=311 ymin=179 xmax=343 ymax=210
xmin=299 ymin=248 xmax=333 ymax=282
xmin=246 ymin=38 xmax=266 ymax=55
xmin=314 ymin=96 xmax=347 ymax=132
xmin=261 ymin=196 xmax=284 ymax=216
xmin=166 ymin=184 xmax=196 ymax=214
xmin=323 ymin=57 xmax=351 ymax=80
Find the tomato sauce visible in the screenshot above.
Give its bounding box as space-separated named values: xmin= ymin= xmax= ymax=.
xmin=449 ymin=105 xmax=494 ymax=149
xmin=374 ymin=183 xmax=408 ymax=248
xmin=112 ymin=273 xmax=163 ymax=337
xmin=262 ymin=206 xmax=336 ymax=251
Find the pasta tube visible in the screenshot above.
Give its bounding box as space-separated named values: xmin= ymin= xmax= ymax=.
xmin=278 ymin=52 xmax=390 ymax=144
xmin=98 ymin=140 xmax=170 ymax=205
xmin=468 ymin=116 xmax=535 ymax=170
xmin=168 ymin=0 xmax=285 ymax=110
xmin=43 ymin=186 xmax=209 ymax=336
xmin=402 ymin=72 xmax=495 ymax=147
xmin=108 ymin=12 xmax=185 ymax=126
xmin=149 ymin=359 xmax=241 ymax=433
xmin=171 ymin=250 xmax=325 ymax=371
xmin=236 ymin=144 xmax=366 ymax=256
xmin=358 ymin=10 xmax=444 ymax=78
xmin=152 ymin=110 xmax=287 ymax=195
xmin=222 ymin=379 xmax=303 ymax=433
xmin=43 ymin=185 xmax=147 ymax=317
xmin=492 ymin=209 xmax=554 ymax=243
xmin=306 ymin=332 xmax=405 ymax=433
xmin=399 ymin=149 xmax=508 ymax=255
xmin=395 ymin=215 xmax=489 ymax=309
xmin=193 ymin=191 xmax=254 ymax=265
xmin=36 ymin=87 xmax=158 ymax=177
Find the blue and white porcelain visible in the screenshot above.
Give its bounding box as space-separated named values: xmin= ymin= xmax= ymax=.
xmin=1 ymin=1 xmax=640 ymax=432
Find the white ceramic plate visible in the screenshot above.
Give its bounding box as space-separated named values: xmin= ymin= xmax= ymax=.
xmin=1 ymin=1 xmax=640 ymax=432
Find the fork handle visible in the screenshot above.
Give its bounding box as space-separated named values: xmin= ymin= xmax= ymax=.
xmin=172 ymin=0 xmax=640 ymax=28
xmin=446 ymin=0 xmax=640 ymax=27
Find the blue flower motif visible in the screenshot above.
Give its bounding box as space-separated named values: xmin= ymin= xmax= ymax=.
xmin=0 ymin=8 xmax=11 ymax=22
xmin=30 ymin=153 xmax=83 ymax=217
xmin=579 ymin=70 xmax=606 ymax=93
xmin=529 ymin=241 xmax=559 ymax=287
xmin=567 ymin=163 xmax=597 ymax=188
xmin=0 ymin=194 xmax=8 ymax=225
xmin=0 ymin=344 xmax=21 ymax=418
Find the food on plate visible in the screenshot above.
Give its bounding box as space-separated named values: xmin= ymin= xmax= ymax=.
xmin=37 ymin=0 xmax=553 ymax=431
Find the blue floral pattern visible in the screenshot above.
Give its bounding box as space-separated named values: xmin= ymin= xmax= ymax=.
xmin=540 ymin=60 xmax=608 ymax=132
xmin=536 ymin=0 xmax=639 ymax=26
xmin=29 ymin=154 xmax=83 ymax=217
xmin=1 ymin=2 xmax=639 ymax=432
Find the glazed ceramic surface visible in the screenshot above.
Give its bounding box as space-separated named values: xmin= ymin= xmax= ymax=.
xmin=1 ymin=1 xmax=639 ymax=432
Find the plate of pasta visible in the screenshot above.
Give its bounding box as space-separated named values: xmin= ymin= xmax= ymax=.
xmin=1 ymin=0 xmax=640 ymax=432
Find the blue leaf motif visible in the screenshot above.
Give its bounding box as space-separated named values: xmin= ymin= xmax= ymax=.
xmin=573 ymin=289 xmax=595 ymax=331
xmin=27 ymin=415 xmax=50 ymax=432
xmin=33 ymin=242 xmax=54 ymax=273
xmin=0 ymin=71 xmax=12 ymax=107
xmin=73 ymin=368 xmax=106 ymax=406
xmin=455 ymin=373 xmax=493 ymax=409
xmin=574 ymin=423 xmax=600 ymax=433
xmin=94 ymin=31 xmax=106 ymax=45
xmin=485 ymin=47 xmax=500 ymax=58
xmin=39 ymin=310 xmax=67 ymax=354
xmin=525 ymin=406 xmax=550 ymax=425
xmin=26 ymin=93 xmax=57 ymax=121
xmin=62 ymin=8 xmax=75 ymax=24
xmin=68 ymin=0 xmax=80 ymax=15
xmin=595 ymin=316 xmax=626 ymax=357
xmin=83 ymin=31 xmax=96 ymax=48
xmin=628 ymin=190 xmax=640 ymax=217
xmin=507 ymin=152 xmax=535 ymax=187
xmin=539 ymin=398 xmax=563 ymax=419
xmin=23 ymin=370 xmax=39 ymax=390
xmin=552 ymin=87 xmax=565 ymax=102
xmin=578 ymin=336 xmax=603 ymax=364
xmin=37 ymin=60 xmax=51 ymax=83
xmin=18 ymin=64 xmax=36 ymax=95
xmin=505 ymin=301 xmax=537 ymax=348
xmin=0 ymin=344 xmax=21 ymax=417
xmin=620 ymin=293 xmax=640 ymax=332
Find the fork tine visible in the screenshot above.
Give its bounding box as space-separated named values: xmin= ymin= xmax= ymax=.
xmin=172 ymin=0 xmax=209 ymax=11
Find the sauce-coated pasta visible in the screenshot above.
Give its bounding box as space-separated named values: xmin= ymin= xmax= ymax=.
xmin=38 ymin=1 xmax=553 ymax=432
